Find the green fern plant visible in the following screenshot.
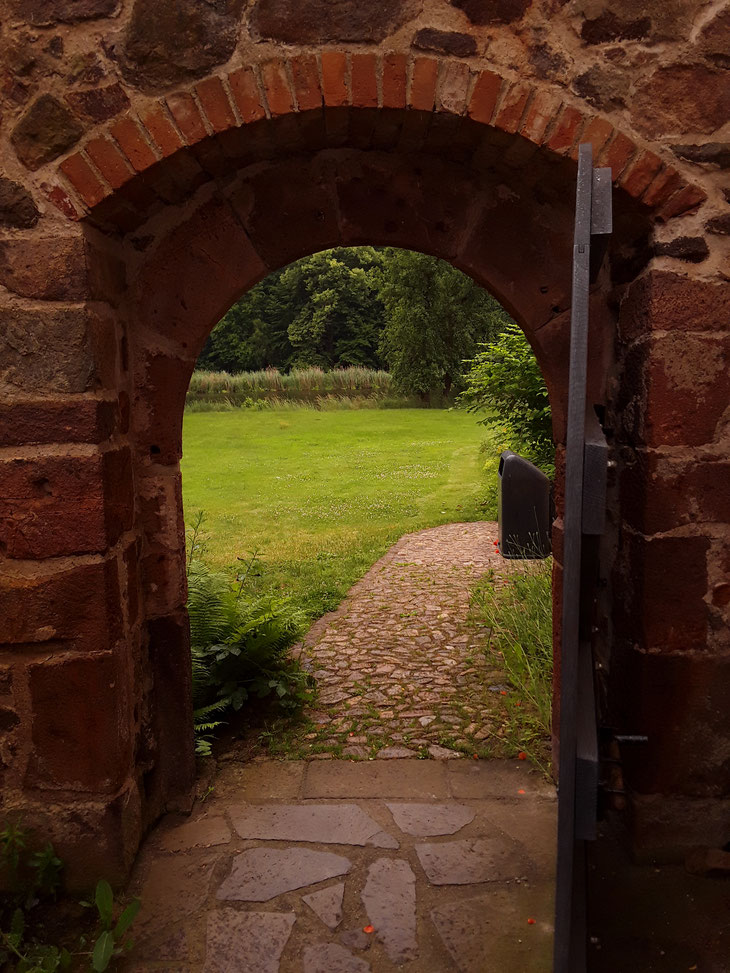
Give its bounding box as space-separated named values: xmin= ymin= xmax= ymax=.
xmin=187 ymin=559 xmax=311 ymax=755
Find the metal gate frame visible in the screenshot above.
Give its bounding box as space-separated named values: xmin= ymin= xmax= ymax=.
xmin=553 ymin=143 xmax=612 ymax=973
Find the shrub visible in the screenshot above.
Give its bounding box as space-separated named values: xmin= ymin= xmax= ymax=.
xmin=460 ymin=323 xmax=553 ymax=472
xmin=187 ymin=560 xmax=311 ymax=755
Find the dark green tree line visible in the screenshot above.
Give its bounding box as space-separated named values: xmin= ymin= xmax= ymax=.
xmin=196 ymin=247 xmax=514 ymax=397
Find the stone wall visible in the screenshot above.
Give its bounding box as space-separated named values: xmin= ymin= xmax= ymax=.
xmin=0 ymin=0 xmax=728 ymax=881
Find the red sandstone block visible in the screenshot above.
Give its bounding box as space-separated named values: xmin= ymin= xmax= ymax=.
xmin=195 ymin=76 xmax=236 ymax=134
xmin=228 ymin=67 xmax=266 ymax=124
xmin=321 ymin=51 xmax=348 ymax=107
xmin=615 ymin=532 xmax=709 ymax=653
xmin=410 ymin=57 xmax=438 ymax=111
xmin=27 ymin=654 xmax=131 ymax=792
xmin=166 ymin=92 xmax=208 ymax=145
xmin=140 ymin=105 xmax=182 ymax=158
xmin=520 ymin=88 xmax=561 ymax=144
xmin=0 ymin=448 xmax=133 ymax=559
xmin=0 ymin=399 xmax=118 ymax=448
xmin=437 ymin=61 xmax=470 ymax=115
xmin=570 ymin=116 xmax=613 ymax=159
xmin=59 ymin=153 xmax=107 ymax=208
xmin=621 ymin=331 xmax=730 ymax=446
xmin=598 ymin=131 xmax=636 ymax=180
xmin=656 ymin=183 xmax=708 ymax=222
xmin=546 ymin=105 xmax=584 ymax=155
xmin=0 ymin=558 xmax=122 ymax=650
xmin=261 ymin=60 xmax=294 ymax=117
xmin=642 ymin=166 xmax=683 ymax=208
xmin=351 ymin=53 xmax=378 ymax=108
xmin=494 ymin=81 xmax=532 ymax=134
xmin=619 ymin=149 xmax=663 ymax=198
xmin=290 ymin=54 xmax=321 ymax=111
xmin=85 ymin=136 xmax=133 ymax=190
xmin=618 ymin=270 xmax=730 ymax=341
xmin=382 ymin=53 xmax=407 ymax=109
xmin=109 ymin=116 xmax=158 ymax=172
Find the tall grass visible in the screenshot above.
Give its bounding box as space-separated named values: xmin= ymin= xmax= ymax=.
xmin=472 ymin=557 xmax=553 ymax=773
xmin=187 ymin=366 xmax=400 ymax=408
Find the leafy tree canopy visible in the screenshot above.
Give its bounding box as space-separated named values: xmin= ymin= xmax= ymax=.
xmin=196 ymin=247 xmax=513 ymax=396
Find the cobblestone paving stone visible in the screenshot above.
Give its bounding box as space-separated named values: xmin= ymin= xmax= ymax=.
xmin=122 ymin=759 xmax=556 ymax=972
xmin=289 ymin=522 xmax=526 ymax=760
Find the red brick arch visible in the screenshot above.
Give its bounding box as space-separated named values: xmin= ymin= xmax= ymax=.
xmin=50 ymin=52 xmax=706 ymax=227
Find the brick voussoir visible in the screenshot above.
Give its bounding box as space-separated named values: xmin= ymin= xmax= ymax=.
xmin=320 ymin=51 xmax=348 ymax=108
xmin=195 ymin=76 xmax=237 ymax=134
xmin=59 ymin=151 xmax=109 ymax=207
xmin=260 ymin=59 xmax=295 ymax=118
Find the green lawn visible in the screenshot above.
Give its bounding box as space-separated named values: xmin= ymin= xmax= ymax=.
xmin=181 ymin=408 xmax=496 ymax=619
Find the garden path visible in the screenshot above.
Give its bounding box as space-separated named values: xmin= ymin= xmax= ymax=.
xmin=292 ymin=521 xmax=525 ymax=760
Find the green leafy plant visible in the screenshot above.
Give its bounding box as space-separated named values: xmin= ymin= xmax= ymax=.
xmin=85 ymin=881 xmax=140 ymax=972
xmin=186 ymin=556 xmax=311 ymax=755
xmin=1 ymin=825 xmax=140 ymax=972
xmin=460 ymin=323 xmax=554 ymax=472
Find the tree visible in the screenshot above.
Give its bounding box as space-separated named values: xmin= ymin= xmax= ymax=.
xmin=281 ymin=248 xmax=386 ymax=368
xmin=377 ymin=250 xmax=511 ymax=400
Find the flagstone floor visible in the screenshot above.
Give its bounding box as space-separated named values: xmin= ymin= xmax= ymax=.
xmin=123 ymin=758 xmax=556 ymax=972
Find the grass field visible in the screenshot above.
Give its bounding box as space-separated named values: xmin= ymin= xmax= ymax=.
xmin=182 ymin=408 xmax=496 ymax=619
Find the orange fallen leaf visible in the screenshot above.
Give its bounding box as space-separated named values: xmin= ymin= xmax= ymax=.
xmin=518 ymin=752 xmax=527 ymax=760
xmin=363 ymin=925 xmax=374 ymax=934
xmin=527 ymin=918 xmax=536 ymax=925
xmin=518 ymin=789 xmax=526 ymax=795
xmin=500 ymin=690 xmax=508 ymax=696
xmin=473 ymin=753 xmax=479 ymax=760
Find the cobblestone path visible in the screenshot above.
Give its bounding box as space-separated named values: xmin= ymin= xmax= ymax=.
xmin=292 ymin=521 xmax=525 ymax=760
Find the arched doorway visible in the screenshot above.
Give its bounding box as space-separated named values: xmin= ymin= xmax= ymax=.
xmin=2 ymin=51 xmax=724 ymax=889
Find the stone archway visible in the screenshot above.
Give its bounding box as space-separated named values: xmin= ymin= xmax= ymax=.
xmin=1 ymin=9 xmax=728 ymax=884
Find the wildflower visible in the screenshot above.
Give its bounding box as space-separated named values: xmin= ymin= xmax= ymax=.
xmin=363 ymin=925 xmax=374 ymax=934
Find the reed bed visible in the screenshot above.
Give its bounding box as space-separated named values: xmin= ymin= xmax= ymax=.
xmin=187 ymin=367 xmax=402 ymax=408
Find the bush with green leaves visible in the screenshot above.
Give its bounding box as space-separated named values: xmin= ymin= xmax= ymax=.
xmin=460 ymin=322 xmax=553 ymax=472
xmin=187 ymin=559 xmax=311 ymax=755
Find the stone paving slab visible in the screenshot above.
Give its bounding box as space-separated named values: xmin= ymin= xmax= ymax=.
xmin=203 ymin=910 xmax=296 ymax=973
xmin=447 ymin=759 xmax=556 ymax=800
xmin=361 ymin=858 xmax=418 ymax=964
xmin=303 ymin=943 xmax=370 ymax=972
xmin=416 ymin=836 xmax=530 ymax=885
xmin=431 ymin=886 xmax=555 ymax=973
xmin=386 ymin=802 xmax=475 ymax=837
xmin=303 ymin=759 xmax=449 ymax=799
xmin=302 ymin=883 xmax=345 ymax=929
xmin=217 ymin=847 xmax=352 ymax=901
xmin=228 ymin=803 xmax=396 ymax=847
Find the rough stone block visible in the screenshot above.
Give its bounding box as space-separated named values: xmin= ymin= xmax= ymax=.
xmin=618 ymin=271 xmax=730 ymax=341
xmin=250 ymin=0 xmax=417 ymax=44
xmin=614 ymin=532 xmax=709 ymax=653
xmin=26 ymin=653 xmax=132 ymax=791
xmin=0 ymin=306 xmax=98 ymax=395
xmin=121 ymin=0 xmax=245 ymax=90
xmin=11 ymin=93 xmax=84 ymax=169
xmin=0 ymin=177 xmax=39 ymax=228
xmin=0 ymin=446 xmax=133 ymax=558
xmin=0 ymin=234 xmax=88 ymax=300
xmin=0 ymin=556 xmax=123 ymax=651
xmin=615 ymin=650 xmax=730 ymax=799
